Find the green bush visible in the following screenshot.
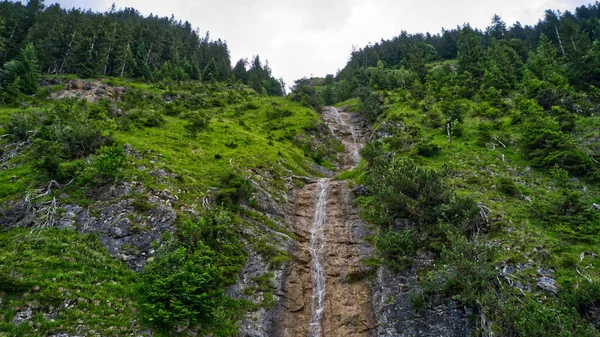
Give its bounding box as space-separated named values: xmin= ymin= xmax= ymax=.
xmin=77 ymin=144 xmax=127 ymax=185
xmin=6 ymin=110 xmax=41 ymax=140
xmin=183 ymin=110 xmax=210 ymax=137
xmin=139 ymin=210 xmax=246 ymax=334
xmin=521 ymin=112 xmax=593 ymax=177
xmin=32 ymin=139 xmax=64 ymax=179
xmin=416 ymin=142 xmax=441 ymax=157
xmin=215 ymin=171 xmax=254 ymax=206
xmin=375 ymin=230 xmax=415 ymax=271
xmin=497 ymin=177 xmax=519 ymax=196
xmin=476 ymin=122 xmax=493 ymax=147
xmin=366 ymin=156 xmax=447 ymax=227
xmin=127 ymin=109 xmax=165 ymax=127
xmin=162 ymin=102 xmax=186 ymax=116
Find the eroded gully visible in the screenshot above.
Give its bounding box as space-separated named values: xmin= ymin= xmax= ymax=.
xmin=278 ymin=107 xmax=376 ymax=337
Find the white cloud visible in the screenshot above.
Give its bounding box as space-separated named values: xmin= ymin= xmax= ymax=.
xmin=54 ymin=0 xmax=586 ymax=87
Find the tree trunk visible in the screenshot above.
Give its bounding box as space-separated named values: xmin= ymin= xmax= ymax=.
xmin=103 ymin=27 xmax=117 ymax=76
xmin=554 ymin=24 xmax=566 ymax=57
xmin=120 ymin=40 xmax=130 ymax=77
xmin=58 ymin=30 xmax=76 ymax=74
xmin=146 ymin=44 xmax=152 ymax=65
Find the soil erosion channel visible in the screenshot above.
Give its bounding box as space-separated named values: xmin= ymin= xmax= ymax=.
xmin=280 ymin=107 xmax=375 ymax=337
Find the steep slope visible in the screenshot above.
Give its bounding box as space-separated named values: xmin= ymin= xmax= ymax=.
xmin=0 ymin=79 xmax=342 ymax=336
xmin=278 ymin=107 xmax=376 ymax=336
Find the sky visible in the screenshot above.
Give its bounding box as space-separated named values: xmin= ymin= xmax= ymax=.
xmin=53 ymin=0 xmax=586 ymax=87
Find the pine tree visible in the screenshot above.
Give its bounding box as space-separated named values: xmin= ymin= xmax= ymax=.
xmin=202 ymin=58 xmax=217 ymax=82
xmin=19 ymin=42 xmax=39 ymax=94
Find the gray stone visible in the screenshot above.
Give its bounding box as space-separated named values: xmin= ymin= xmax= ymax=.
xmin=373 ymin=263 xmax=471 ymax=337
xmin=537 ymin=277 xmax=558 ymax=293
xmin=12 ymin=308 xmax=33 ymax=325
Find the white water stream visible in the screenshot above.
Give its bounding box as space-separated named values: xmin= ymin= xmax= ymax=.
xmin=308 ymin=178 xmax=329 ymax=337
xmin=307 ymin=107 xmax=362 ymax=336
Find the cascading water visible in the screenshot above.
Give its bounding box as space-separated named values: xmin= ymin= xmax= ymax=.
xmin=308 ymin=178 xmax=329 ymax=337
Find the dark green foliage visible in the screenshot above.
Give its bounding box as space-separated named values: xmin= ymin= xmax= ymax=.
xmin=8 ymin=100 xmax=114 ymax=180
xmin=139 ymin=210 xmax=246 ymax=334
xmin=500 ymin=296 xmax=599 ymax=337
xmin=476 ymin=121 xmax=493 ymax=146
xmin=32 ymin=139 xmax=64 ymax=179
xmin=162 ymin=102 xmax=186 ymax=116
xmin=0 ymin=274 xmax=32 ymax=294
xmin=366 ymin=156 xmax=446 ymax=226
xmin=531 ymin=168 xmax=600 ymax=242
xmin=0 ymin=42 xmax=40 ymax=102
xmin=365 ymin=156 xmax=482 ymax=235
xmin=375 ymin=230 xmax=415 ymax=271
xmin=127 ymin=109 xmax=165 ymax=128
xmin=184 ymin=111 xmax=210 ymax=137
xmin=290 ymin=77 xmax=321 ymax=111
xmin=216 ymin=171 xmax=254 ymax=207
xmin=6 ymin=110 xmax=41 ymax=140
xmin=78 ymin=144 xmax=127 ymax=185
xmin=202 ymin=58 xmax=218 ymax=82
xmin=359 ymin=89 xmax=383 ymax=122
xmin=457 ymin=25 xmax=485 ymax=83
xmin=496 ymin=177 xmax=519 ymax=196
xmin=429 ymin=231 xmax=496 ymax=306
xmin=563 ymin=282 xmax=600 ymax=325
xmin=521 ymin=111 xmax=593 ymax=177
xmin=416 ymin=142 xmax=441 ymax=157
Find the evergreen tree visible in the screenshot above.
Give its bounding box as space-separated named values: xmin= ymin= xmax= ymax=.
xmin=487 ymin=14 xmax=507 ymax=40
xmin=202 ymin=58 xmax=217 ymax=82
xmin=232 ymin=58 xmax=248 ymax=84
xmin=457 ymin=25 xmax=485 ymax=89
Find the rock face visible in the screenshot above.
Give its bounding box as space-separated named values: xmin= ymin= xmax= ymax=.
xmin=275 ymin=106 xmax=472 ymax=337
xmin=0 ymin=181 xmax=177 ymax=271
xmin=277 ymin=108 xmax=376 ymax=336
xmin=278 ymin=180 xmax=376 ymax=337
xmin=50 ymin=79 xmax=126 ymax=102
xmin=372 ymin=260 xmax=471 ymax=337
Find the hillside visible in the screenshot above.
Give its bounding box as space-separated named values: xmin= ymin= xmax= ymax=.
xmin=1 ymin=1 xmax=600 ymax=337
xmin=315 ymin=2 xmax=600 ymax=335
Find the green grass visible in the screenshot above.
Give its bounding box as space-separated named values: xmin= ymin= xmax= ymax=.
xmin=0 ymin=79 xmax=337 ymax=335
xmin=0 ymin=228 xmax=140 ymax=337
xmin=376 ymin=89 xmax=600 ymax=286
xmin=334 ymin=98 xmax=360 ymax=110
xmin=115 ymin=95 xmax=321 ymax=206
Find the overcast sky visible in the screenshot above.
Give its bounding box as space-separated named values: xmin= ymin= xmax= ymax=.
xmin=53 ymin=0 xmax=586 ymax=87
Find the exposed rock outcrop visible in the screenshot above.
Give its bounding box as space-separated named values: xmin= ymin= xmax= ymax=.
xmin=277 ymin=107 xmax=375 ymax=337
xmin=50 ymin=79 xmax=126 ymax=102
xmin=372 ymin=259 xmax=471 ymax=337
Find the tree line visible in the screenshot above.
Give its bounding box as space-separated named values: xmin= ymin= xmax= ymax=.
xmin=0 ymin=0 xmax=284 ymax=99
xmin=335 ymin=3 xmax=600 ymax=92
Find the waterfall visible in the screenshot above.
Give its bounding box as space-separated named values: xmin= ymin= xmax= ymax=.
xmin=308 ymin=178 xmax=329 ymax=337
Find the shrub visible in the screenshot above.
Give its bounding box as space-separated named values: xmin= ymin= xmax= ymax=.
xmin=184 ymin=111 xmax=210 ymax=137
xmin=476 ymin=122 xmax=493 ymax=147
xmin=416 ymin=142 xmax=441 ymax=157
xmin=7 ymin=110 xmax=41 ymax=140
xmin=32 ymin=139 xmax=64 ymax=179
xmin=215 ymin=171 xmax=254 ymax=206
xmin=139 ymin=210 xmax=246 ymax=333
xmin=375 ymin=230 xmax=415 ymax=271
xmin=93 ymin=144 xmax=127 ymax=181
xmin=521 ymin=113 xmax=593 ymax=177
xmin=497 ymin=177 xmax=519 ymax=196
xmin=162 ymin=102 xmax=186 ymax=116
xmin=366 ymin=156 xmax=447 ymax=227
xmin=77 ymin=144 xmax=126 ymax=186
